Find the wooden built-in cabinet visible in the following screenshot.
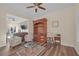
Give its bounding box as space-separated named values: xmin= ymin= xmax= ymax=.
xmin=33 ymin=18 xmax=47 ymax=43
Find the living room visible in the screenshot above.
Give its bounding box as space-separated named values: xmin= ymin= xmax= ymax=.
xmin=0 ymin=3 xmax=79 ymax=56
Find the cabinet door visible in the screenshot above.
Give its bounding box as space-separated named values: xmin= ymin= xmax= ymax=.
xmin=33 ymin=18 xmax=47 ymax=43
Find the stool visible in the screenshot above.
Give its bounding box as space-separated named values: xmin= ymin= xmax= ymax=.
xmin=53 ymin=34 xmax=61 ymax=45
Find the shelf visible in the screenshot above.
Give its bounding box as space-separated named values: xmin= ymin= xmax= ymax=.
xmin=33 ymin=18 xmax=47 ymax=43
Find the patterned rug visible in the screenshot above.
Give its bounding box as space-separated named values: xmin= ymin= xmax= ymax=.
xmin=10 ymin=45 xmax=45 ymax=56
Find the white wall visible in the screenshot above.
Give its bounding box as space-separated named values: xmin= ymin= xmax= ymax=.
xmin=39 ymin=7 xmax=76 ymax=47
xmin=0 ymin=10 xmax=7 ymax=47
xmin=74 ymin=4 xmax=79 ymax=54
xmin=75 ymin=4 xmax=79 ymax=43
xmin=27 ymin=19 xmax=33 ymax=41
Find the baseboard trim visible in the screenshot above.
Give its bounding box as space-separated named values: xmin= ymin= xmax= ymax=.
xmin=61 ymin=43 xmax=74 ymax=47
xmin=74 ymin=42 xmax=79 ymax=55
xmin=61 ymin=43 xmax=79 ymax=55
xmin=74 ymin=48 xmax=79 ymax=55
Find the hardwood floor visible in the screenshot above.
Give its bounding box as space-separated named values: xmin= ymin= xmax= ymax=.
xmin=38 ymin=42 xmax=78 ymax=56
xmin=0 ymin=42 xmax=78 ymax=56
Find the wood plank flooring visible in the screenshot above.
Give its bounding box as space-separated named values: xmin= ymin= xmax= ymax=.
xmin=0 ymin=42 xmax=78 ymax=56
xmin=43 ymin=43 xmax=78 ymax=56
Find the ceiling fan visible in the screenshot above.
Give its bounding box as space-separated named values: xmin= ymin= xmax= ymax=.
xmin=26 ymin=3 xmax=46 ymax=13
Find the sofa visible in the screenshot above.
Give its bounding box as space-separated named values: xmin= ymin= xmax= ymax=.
xmin=9 ymin=36 xmax=22 ymax=47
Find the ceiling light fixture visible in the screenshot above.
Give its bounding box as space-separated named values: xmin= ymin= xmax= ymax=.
xmin=26 ymin=3 xmax=46 ymax=13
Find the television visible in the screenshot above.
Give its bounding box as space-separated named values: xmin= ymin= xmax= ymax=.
xmin=21 ymin=25 xmax=27 ymax=29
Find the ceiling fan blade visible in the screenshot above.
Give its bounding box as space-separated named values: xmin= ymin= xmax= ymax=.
xmin=37 ymin=3 xmax=42 ymax=6
xmin=33 ymin=3 xmax=42 ymax=6
xmin=35 ymin=8 xmax=37 ymax=13
xmin=33 ymin=3 xmax=37 ymax=6
xmin=26 ymin=6 xmax=35 ymax=8
xmin=38 ymin=6 xmax=46 ymax=10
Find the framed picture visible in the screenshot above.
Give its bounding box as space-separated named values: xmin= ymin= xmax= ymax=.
xmin=52 ymin=20 xmax=59 ymax=27
xmin=21 ymin=25 xmax=27 ymax=29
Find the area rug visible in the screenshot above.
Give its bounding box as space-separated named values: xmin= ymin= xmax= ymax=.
xmin=10 ymin=45 xmax=45 ymax=56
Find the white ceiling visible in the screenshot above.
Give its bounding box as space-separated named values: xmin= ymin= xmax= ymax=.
xmin=7 ymin=14 xmax=27 ymax=24
xmin=0 ymin=3 xmax=75 ymax=20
